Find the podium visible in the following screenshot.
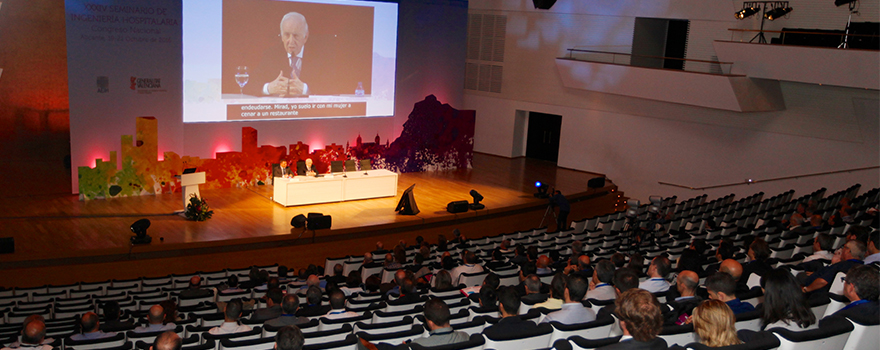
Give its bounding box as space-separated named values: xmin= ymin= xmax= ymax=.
xmin=180 ymin=172 xmax=206 ymax=210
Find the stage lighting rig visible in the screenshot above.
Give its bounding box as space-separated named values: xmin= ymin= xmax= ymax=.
xmin=130 ymin=219 xmax=152 ymax=245
xmin=534 ymin=181 xmax=550 ymax=199
xmin=469 ymin=189 xmax=485 ymax=210
xmin=735 ymin=1 xmax=792 ymax=43
xmin=764 ymin=5 xmax=792 ymax=21
xmin=735 ymin=5 xmax=760 ymax=20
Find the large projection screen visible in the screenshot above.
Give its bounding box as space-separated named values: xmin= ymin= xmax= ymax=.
xmin=182 ymin=0 xmax=397 ymax=123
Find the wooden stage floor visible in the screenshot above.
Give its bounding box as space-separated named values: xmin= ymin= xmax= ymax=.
xmin=0 ymin=154 xmax=619 ymax=280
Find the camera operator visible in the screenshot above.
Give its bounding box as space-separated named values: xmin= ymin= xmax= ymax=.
xmin=549 ymin=188 xmax=570 ymax=232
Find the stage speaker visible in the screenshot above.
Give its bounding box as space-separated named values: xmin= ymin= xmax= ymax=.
xmin=291 ymin=214 xmax=307 ymax=228
xmin=587 ymin=177 xmax=605 ymax=188
xmin=0 ymin=237 xmax=12 ymax=254
xmin=533 ymin=0 xmax=557 ymax=10
xmin=307 ymin=213 xmax=332 ymax=230
xmin=396 ymin=184 xmax=420 ymax=215
xmin=447 ymin=200 xmax=469 ymax=213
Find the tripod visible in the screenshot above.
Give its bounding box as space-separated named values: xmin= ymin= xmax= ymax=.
xmin=539 ymin=204 xmax=558 ymax=229
xmin=838 ymin=1 xmax=859 ymax=49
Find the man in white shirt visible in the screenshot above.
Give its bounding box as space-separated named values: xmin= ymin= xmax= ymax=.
xmin=208 ymin=300 xmax=252 ymax=335
xmin=542 ymin=275 xmax=596 ymax=324
xmin=450 ymin=251 xmax=484 ymax=286
xmin=3 ymin=319 xmax=52 ymax=350
xmin=638 ymin=256 xmax=671 ymax=293
xmin=134 ymin=305 xmax=176 ymax=333
xmin=586 ymin=260 xmax=617 ymax=301
xmin=321 ymin=290 xmax=359 ymax=320
xmin=802 ymin=233 xmax=835 ymax=263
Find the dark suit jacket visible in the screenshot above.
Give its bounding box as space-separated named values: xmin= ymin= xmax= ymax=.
xmin=296 ymin=304 xmax=331 ymax=317
xmin=597 ymin=337 xmax=668 ymax=350
xmin=249 ymin=304 xmax=282 ymax=322
xmin=833 ymin=300 xmax=879 ymax=319
xmin=272 ymin=164 xmax=291 ymax=178
xmin=663 ymin=296 xmax=702 ymax=325
xmin=482 ymin=316 xmax=537 ymax=339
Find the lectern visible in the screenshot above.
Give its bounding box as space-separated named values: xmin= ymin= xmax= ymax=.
xmin=180 ymin=172 xmax=206 ymax=209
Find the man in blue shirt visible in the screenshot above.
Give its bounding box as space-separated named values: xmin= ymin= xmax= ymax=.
xmin=803 ymin=240 xmax=866 ymax=294
xmin=706 ymin=272 xmax=755 ymax=315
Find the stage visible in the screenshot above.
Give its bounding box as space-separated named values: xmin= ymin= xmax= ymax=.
xmin=0 ymin=153 xmax=621 ymax=287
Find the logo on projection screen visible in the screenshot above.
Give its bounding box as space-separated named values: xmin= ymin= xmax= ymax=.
xmin=130 ymin=76 xmax=167 ymax=94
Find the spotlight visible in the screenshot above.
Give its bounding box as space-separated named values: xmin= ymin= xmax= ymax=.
xmin=130 ymin=219 xmax=152 ymax=245
xmin=834 ymin=0 xmax=857 ymax=6
xmin=469 ymin=189 xmax=485 ymax=210
xmin=290 ymin=214 xmax=307 ymax=229
xmin=764 ymin=6 xmax=792 ymax=20
xmin=534 ymin=181 xmax=550 ymax=199
xmin=735 ymin=6 xmax=760 ymax=19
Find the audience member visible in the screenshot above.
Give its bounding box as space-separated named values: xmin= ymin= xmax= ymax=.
xmin=409 ymin=298 xmax=469 ymax=347
xmin=705 ymin=273 xmax=754 ymax=315
xmin=833 ymin=264 xmax=880 ymax=318
xmin=586 ymin=260 xmax=616 ymax=301
xmin=510 ymin=245 xmax=527 ymax=265
xmin=100 ymin=301 xmax=134 ymax=332
xmin=533 ymin=273 xmax=565 ymax=310
xmin=340 ymin=271 xmax=363 ymax=297
xmin=478 ymin=285 xmax=498 ymax=308
xmin=178 ymin=276 xmax=212 ymax=298
xmin=159 ymin=300 xmax=182 ymax=324
xmin=611 ymin=253 xmax=626 ymax=268
xmin=70 ymin=312 xmax=117 ymax=341
xmin=134 ymin=305 xmax=176 ymax=333
xmin=521 ymin=274 xmax=549 ymax=305
xmin=639 ymin=256 xmax=671 ymax=293
xmin=266 ymin=294 xmax=310 ymax=327
xmin=208 ymin=299 xmax=252 ymax=334
xmin=296 ymin=286 xmax=330 ymax=317
xmin=664 ymin=270 xmax=702 ymax=325
xmin=5 ymin=319 xmax=52 ymax=350
xmin=7 ymin=315 xmax=54 ymax=348
xmin=433 ymin=270 xmax=454 ymax=290
xmin=864 ymin=230 xmax=880 ymax=264
xmin=802 ymin=240 xmax=866 ymax=294
xmin=150 ymin=331 xmax=181 ymax=350
xmin=541 ymin=275 xmax=596 ymax=324
xmin=250 ymin=288 xmax=284 ymax=322
xmin=326 ymin=264 xmax=346 ymax=285
xmin=536 ymin=255 xmax=553 ymax=275
xmin=627 ymin=253 xmax=645 ymax=275
xmin=760 ymin=268 xmax=816 ymax=331
xmin=690 ymin=300 xmax=742 ymax=347
xmin=741 ymin=239 xmax=772 ymax=283
xmin=718 ymin=259 xmax=749 ymax=295
xmin=323 ymin=290 xmax=359 ymax=319
xmin=275 ymin=325 xmax=304 ymax=350
xmin=802 ymin=233 xmax=835 ymax=263
xmin=597 ymin=267 xmax=640 ymax=319
xmin=596 ymin=289 xmax=667 ymax=350
xmin=450 ymin=250 xmax=484 ymax=286
xmin=482 ymin=287 xmax=538 ymax=337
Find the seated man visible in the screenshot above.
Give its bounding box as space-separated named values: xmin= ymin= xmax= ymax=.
xmin=833 ymin=264 xmax=880 ymax=318
xmin=585 ymin=260 xmax=616 ymax=301
xmin=134 ymin=305 xmax=176 ymax=333
xmin=597 ymin=289 xmax=667 ymax=350
xmin=208 ymin=299 xmax=252 ymax=335
xmin=70 ymin=312 xmax=117 ymax=341
xmin=296 ymin=286 xmax=331 ymax=317
xmin=322 ymin=290 xmax=360 ymax=319
xmin=803 ymin=240 xmax=866 ymax=294
xmin=663 ymin=270 xmax=701 ymax=325
xmin=100 ymin=301 xmax=134 ymax=332
xmin=597 ymin=267 xmax=640 ymax=319
xmin=250 ymin=288 xmax=284 ymax=322
xmin=178 ymin=276 xmax=212 ymax=299
xmin=482 ymin=286 xmax=538 ymax=338
xmin=5 ymin=319 xmax=52 ymax=350
xmin=409 ymin=298 xmax=469 ymax=347
xmin=450 ymin=250 xmax=484 ymax=286
xmin=272 ymin=160 xmax=292 ymax=185
xmin=8 ymin=315 xmax=54 ymax=348
xmin=275 ymin=325 xmax=304 ymax=350
xmin=536 ymin=255 xmax=554 ymax=275
xmin=639 ymin=256 xmax=671 ymax=293
xmin=520 ymin=274 xmax=549 ymax=305
xmin=863 ymin=229 xmax=880 ymax=265
xmin=533 ymin=273 xmax=565 ymax=310
xmin=541 ymin=275 xmax=596 ymax=324
xmin=150 ymin=331 xmax=181 ymax=350
xmin=266 ymin=294 xmax=310 ymax=327
xmin=705 ymin=272 xmax=754 ymax=315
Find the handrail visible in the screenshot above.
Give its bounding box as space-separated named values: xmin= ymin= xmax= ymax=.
xmin=728 ymin=28 xmax=880 ymax=38
xmin=565 ymin=49 xmax=734 ymax=65
xmin=658 ymin=166 xmax=879 ymax=191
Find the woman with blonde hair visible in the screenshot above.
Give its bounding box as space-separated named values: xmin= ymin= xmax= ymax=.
xmin=691 ymin=299 xmax=742 ymax=347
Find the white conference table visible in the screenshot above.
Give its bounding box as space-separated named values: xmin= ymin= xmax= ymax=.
xmin=273 ymin=169 xmax=399 ymax=207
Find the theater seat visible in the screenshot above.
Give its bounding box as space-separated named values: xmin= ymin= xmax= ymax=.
xmin=302 ymin=334 xmax=359 ymax=350
xmin=840 ymin=310 xmax=879 ymax=350
xmin=551 ymin=335 xmax=621 ymax=350
xmin=482 ymin=322 xmax=553 ymax=350
xmin=681 ymin=330 xmax=780 ymax=350
xmin=769 ymin=315 xmax=853 ymax=350
xmin=408 ymin=333 xmax=485 ymax=350
xmin=547 ymin=314 xmax=615 ymax=344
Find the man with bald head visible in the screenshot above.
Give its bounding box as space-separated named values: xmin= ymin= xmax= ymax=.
xmin=536 ymin=255 xmax=553 ymax=275
xmin=134 ymin=305 xmax=176 ymax=333
xmin=179 ymin=276 xmax=212 ymax=299
xmin=150 ymin=331 xmax=181 ymax=350
xmin=6 ymin=319 xmax=52 ymax=350
xmin=718 ymin=258 xmax=749 ymax=295
xmin=663 ymin=270 xmax=702 ymax=325
xmin=70 ymin=312 xmax=117 ymax=341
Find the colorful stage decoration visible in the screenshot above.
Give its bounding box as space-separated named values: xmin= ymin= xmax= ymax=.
xmin=185 ymin=194 xmax=214 ymax=221
xmin=77 ymin=95 xmax=475 ymax=200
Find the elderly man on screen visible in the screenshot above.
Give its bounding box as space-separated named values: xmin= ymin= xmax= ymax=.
xmin=259 ymin=12 xmax=310 ymax=97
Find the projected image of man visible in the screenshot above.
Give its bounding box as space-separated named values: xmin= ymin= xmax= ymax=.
xmin=261 ymin=12 xmax=310 ymax=97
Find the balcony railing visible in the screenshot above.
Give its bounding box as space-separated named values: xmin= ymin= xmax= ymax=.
xmin=564 ymin=48 xmax=735 ymax=75
xmin=727 ymin=28 xmax=880 ymax=49
xmin=659 ymin=166 xmax=879 ymax=191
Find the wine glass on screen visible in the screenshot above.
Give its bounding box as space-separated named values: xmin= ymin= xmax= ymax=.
xmin=235 ymin=66 xmax=249 ymax=96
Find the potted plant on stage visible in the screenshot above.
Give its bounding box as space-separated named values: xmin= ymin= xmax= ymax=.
xmin=185 ymin=194 xmax=214 ymax=221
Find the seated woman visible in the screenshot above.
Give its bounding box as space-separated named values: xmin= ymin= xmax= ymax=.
xmin=691 ymin=299 xmax=742 ymax=347
xmin=759 ymin=268 xmax=817 ymax=331
xmin=433 ymin=270 xmax=455 ymax=290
